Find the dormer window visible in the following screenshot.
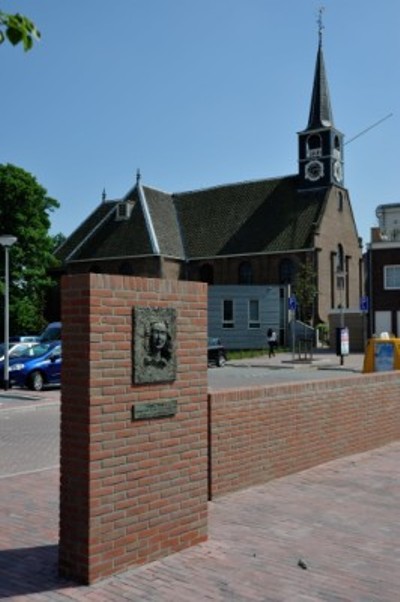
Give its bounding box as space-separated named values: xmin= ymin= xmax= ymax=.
xmin=115 ymin=202 xmax=133 ymax=221
xmin=306 ymin=134 xmax=322 ymax=158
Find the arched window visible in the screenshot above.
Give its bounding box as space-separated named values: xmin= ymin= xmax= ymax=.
xmin=238 ymin=261 xmax=253 ymax=284
xmin=279 ymin=258 xmax=295 ymax=284
xmin=336 ymin=244 xmax=344 ymax=273
xmin=199 ymin=263 xmax=214 ymax=284
xmin=338 ymin=191 xmax=343 ymax=212
xmin=306 ymin=134 xmax=322 ymax=158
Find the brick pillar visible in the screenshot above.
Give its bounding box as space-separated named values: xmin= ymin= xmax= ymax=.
xmin=59 ymin=274 xmax=208 ymax=584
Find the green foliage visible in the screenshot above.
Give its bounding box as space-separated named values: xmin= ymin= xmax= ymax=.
xmin=294 ymin=260 xmax=318 ymax=324
xmin=0 ymin=9 xmax=40 ymax=50
xmin=227 ymin=349 xmax=268 ymax=360
xmin=0 ymin=164 xmax=60 ymax=336
xmin=316 ymin=322 xmax=329 ymax=345
xmin=51 ymin=232 xmax=67 ymax=253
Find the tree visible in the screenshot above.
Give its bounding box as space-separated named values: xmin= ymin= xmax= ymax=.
xmin=0 ymin=8 xmax=40 ymax=50
xmin=51 ymin=232 xmax=67 ymax=252
xmin=293 ymin=259 xmax=318 ymax=325
xmin=0 ymin=164 xmax=60 ymax=336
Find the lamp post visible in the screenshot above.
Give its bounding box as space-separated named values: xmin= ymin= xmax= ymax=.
xmin=0 ymin=235 xmax=18 ymax=390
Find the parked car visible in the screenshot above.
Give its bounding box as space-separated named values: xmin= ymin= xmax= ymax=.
xmin=208 ymin=337 xmax=227 ymax=367
xmin=0 ymin=341 xmax=38 ymax=362
xmin=9 ymin=335 xmax=40 ymax=343
xmin=0 ymin=341 xmax=62 ymax=391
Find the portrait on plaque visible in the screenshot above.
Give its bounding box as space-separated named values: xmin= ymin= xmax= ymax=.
xmin=133 ymin=307 xmax=176 ymax=383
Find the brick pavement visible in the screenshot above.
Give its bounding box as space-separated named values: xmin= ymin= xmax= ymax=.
xmin=1 ymin=441 xmax=400 ymax=600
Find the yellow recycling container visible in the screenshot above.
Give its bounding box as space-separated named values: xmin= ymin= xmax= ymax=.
xmin=363 ymin=336 xmax=400 ymax=373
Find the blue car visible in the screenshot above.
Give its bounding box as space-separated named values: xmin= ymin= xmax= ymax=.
xmin=0 ymin=341 xmax=62 ymax=391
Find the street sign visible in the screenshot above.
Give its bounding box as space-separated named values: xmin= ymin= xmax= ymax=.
xmin=288 ymin=296 xmax=297 ymax=311
xmin=360 ymin=296 xmax=369 ymax=312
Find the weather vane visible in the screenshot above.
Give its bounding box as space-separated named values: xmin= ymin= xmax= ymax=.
xmin=317 ymin=6 xmax=325 ymax=45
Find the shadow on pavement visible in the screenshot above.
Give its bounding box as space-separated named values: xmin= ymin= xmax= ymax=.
xmin=0 ymin=545 xmax=75 ymax=598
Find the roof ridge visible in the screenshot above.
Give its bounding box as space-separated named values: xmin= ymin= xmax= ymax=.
xmin=173 ymin=174 xmax=298 ymax=197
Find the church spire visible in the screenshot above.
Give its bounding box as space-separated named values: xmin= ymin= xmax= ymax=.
xmin=298 ymin=9 xmax=344 ymax=188
xmin=307 ymin=8 xmax=334 ymax=129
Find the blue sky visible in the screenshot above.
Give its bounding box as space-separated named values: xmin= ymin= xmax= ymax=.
xmin=2 ymin=0 xmax=399 ymax=249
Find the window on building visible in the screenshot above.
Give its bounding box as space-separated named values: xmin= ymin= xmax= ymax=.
xmin=336 ymin=244 xmax=344 ymax=273
xmin=306 ymin=134 xmax=322 ymax=157
xmin=384 ymin=265 xmax=400 ymax=289
xmin=199 ymin=263 xmax=214 ymax=284
xmin=248 ymin=299 xmax=260 ymax=329
xmin=338 ymin=191 xmax=343 ymax=212
xmin=279 ymin=258 xmax=295 ymax=284
xmin=222 ymin=299 xmax=234 ymax=328
xmin=238 ymin=261 xmax=253 ymax=284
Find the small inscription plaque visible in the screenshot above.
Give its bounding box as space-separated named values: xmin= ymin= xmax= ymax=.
xmin=132 ymin=399 xmax=177 ymax=420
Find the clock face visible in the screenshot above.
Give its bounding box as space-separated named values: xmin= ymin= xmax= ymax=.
xmin=333 ymin=160 xmax=343 ymax=183
xmin=305 ymin=160 xmax=324 ymax=182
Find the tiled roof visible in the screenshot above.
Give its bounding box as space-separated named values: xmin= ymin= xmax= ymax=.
xmin=174 ymin=176 xmax=326 ymax=258
xmin=55 ymin=202 xmax=119 ymax=262
xmin=57 ymin=175 xmax=327 ymax=265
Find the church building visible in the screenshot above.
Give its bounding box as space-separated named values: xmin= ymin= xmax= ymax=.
xmin=53 ymin=27 xmax=363 ymax=349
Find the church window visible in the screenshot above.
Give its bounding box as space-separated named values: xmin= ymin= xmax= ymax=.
xmin=238 ymin=261 xmax=253 ymax=284
xmin=279 ymin=258 xmax=295 ymax=284
xmin=338 ymin=191 xmax=343 ymax=212
xmin=306 ymin=134 xmax=322 ymax=158
xmin=333 ymin=135 xmax=341 ymax=159
xmin=199 ymin=263 xmax=214 ymax=284
xmin=336 ymin=244 xmax=344 ymax=273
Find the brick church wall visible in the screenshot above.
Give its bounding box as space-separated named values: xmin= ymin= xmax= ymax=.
xmin=59 ymin=274 xmax=208 ymax=584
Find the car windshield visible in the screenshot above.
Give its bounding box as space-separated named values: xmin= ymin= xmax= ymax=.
xmin=0 ymin=343 xmax=34 ymax=358
xmin=9 ymin=343 xmax=53 ymax=359
xmin=9 ymin=344 xmax=37 ymax=358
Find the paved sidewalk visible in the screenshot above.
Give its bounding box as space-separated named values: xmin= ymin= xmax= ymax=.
xmin=1 ymin=442 xmax=400 ymax=601
xmin=228 ymin=347 xmax=365 ymax=372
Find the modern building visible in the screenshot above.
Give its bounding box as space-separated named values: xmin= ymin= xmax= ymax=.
xmin=52 ymin=28 xmax=363 ymax=349
xmin=365 ymin=203 xmax=400 ymax=337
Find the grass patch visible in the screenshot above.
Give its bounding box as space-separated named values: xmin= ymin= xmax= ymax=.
xmin=227 ymin=349 xmax=268 ymax=360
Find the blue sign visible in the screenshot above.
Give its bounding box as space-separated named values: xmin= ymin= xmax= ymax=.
xmin=288 ymin=296 xmax=297 ymax=311
xmin=360 ymin=296 xmax=369 ymax=312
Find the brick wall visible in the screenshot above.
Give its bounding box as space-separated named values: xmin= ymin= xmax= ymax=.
xmin=59 ymin=274 xmax=208 ymax=584
xmin=209 ymin=372 xmax=400 ymax=498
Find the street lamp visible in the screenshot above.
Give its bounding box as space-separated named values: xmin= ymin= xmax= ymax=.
xmin=0 ymin=235 xmax=18 ymax=390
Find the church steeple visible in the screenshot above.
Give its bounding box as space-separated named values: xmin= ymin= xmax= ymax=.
xmin=298 ymin=10 xmax=344 ymax=189
xmin=307 ymin=39 xmax=334 ymax=129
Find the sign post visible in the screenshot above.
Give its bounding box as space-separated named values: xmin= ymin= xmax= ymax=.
xmin=288 ymin=296 xmax=297 ymax=359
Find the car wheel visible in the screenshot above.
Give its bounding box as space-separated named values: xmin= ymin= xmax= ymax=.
xmin=29 ymin=370 xmax=45 ymax=391
xmin=216 ymin=352 xmax=226 ymax=368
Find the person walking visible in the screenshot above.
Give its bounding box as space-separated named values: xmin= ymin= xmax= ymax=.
xmin=267 ymin=328 xmax=277 ymax=358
